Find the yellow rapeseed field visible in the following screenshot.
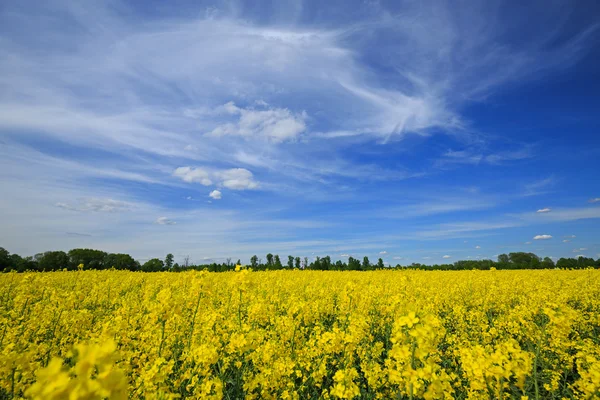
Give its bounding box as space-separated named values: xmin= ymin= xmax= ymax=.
xmin=1 ymin=269 xmax=600 ymax=399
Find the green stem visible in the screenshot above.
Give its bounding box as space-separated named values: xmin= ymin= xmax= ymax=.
xmin=187 ymin=291 xmax=203 ymax=350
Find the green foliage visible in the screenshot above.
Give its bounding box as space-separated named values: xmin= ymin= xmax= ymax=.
xmin=68 ymin=248 xmax=107 ymax=270
xmin=142 ymin=258 xmax=164 ymax=272
xmin=164 ymin=253 xmax=174 ymax=269
xmin=38 ymin=251 xmax=69 ymax=271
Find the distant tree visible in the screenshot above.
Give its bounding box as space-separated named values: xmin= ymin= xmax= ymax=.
xmin=38 ymin=251 xmax=69 ymax=271
xmin=541 ymin=257 xmax=555 ymax=269
xmin=508 ymin=252 xmax=540 ymax=269
xmin=250 ymin=255 xmax=258 ymax=269
xmin=165 ymin=253 xmax=174 ymax=269
xmin=68 ymin=249 xmax=107 ymax=270
xmin=0 ymin=247 xmax=11 ymax=271
xmin=313 ymin=256 xmax=321 ymax=270
xmin=183 ymin=255 xmax=190 ymax=268
xmin=303 ymin=257 xmax=309 ymax=269
xmin=294 ymin=257 xmax=301 ymax=269
xmin=226 ymin=257 xmax=232 ymax=267
xmin=362 ymin=256 xmax=370 ymax=271
xmin=142 ymin=258 xmax=164 ymax=272
xmin=104 ymin=253 xmax=137 ymax=270
xmin=348 ymin=257 xmax=361 ymax=270
xmin=287 ymin=255 xmax=294 ymax=269
xmin=377 ymin=258 xmax=385 ymax=269
xmin=9 ymin=254 xmax=23 ymax=272
xmin=497 ymin=254 xmax=510 ymax=264
xmin=322 ymin=256 xmax=332 ymax=270
xmin=236 ymin=259 xmax=241 ymax=266
xmin=577 ymin=256 xmax=595 ymax=269
xmin=274 ymin=255 xmax=283 ymax=269
xmin=266 ymin=253 xmax=274 ymax=268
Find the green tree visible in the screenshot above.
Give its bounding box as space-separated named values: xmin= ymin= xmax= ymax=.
xmin=165 ymin=253 xmax=174 ymax=269
xmin=362 ymin=256 xmax=370 ymax=271
xmin=541 ymin=257 xmax=555 ymax=269
xmin=287 ymin=255 xmax=294 ymax=269
xmin=38 ymin=251 xmax=69 ymax=271
xmin=274 ymin=255 xmax=283 ymax=269
xmin=294 ymin=257 xmax=301 ymax=269
xmin=68 ymin=249 xmax=107 ymax=270
xmin=142 ymin=258 xmax=164 ymax=272
xmin=377 ymin=258 xmax=385 ymax=269
xmin=0 ymin=247 xmax=11 ymax=271
xmin=104 ymin=253 xmax=138 ymax=270
xmin=250 ymin=255 xmax=258 ymax=269
xmin=497 ymin=254 xmax=510 ymax=264
xmin=266 ymin=253 xmax=274 ymax=268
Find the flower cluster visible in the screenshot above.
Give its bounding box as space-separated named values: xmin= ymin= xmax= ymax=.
xmin=0 ymin=269 xmax=599 ymax=398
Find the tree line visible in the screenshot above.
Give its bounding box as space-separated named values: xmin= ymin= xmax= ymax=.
xmin=1 ymin=247 xmax=599 ymax=273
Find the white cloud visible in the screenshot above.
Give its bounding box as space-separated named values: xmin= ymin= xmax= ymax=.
xmin=564 ymin=235 xmax=576 ymax=238
xmin=215 ymin=168 xmax=259 ymax=190
xmin=340 ymin=254 xmax=350 ymax=257
xmin=155 ymin=217 xmax=176 ymax=225
xmin=173 ymin=167 xmax=213 ymax=185
xmin=524 ymin=241 xmax=532 ymax=244
xmin=173 ymin=167 xmax=259 ymax=190
xmin=422 ymin=257 xmax=432 ymax=260
xmin=533 ymin=234 xmax=552 ymax=240
xmin=575 ymin=255 xmax=586 ymax=258
xmin=572 ymin=248 xmax=587 ymax=252
xmin=442 ymin=255 xmax=451 ymax=259
xmin=562 ymin=239 xmax=570 ymax=243
xmin=393 ymin=256 xmax=404 ymax=260
xmin=537 ymin=208 xmax=551 ymax=213
xmin=209 ymin=190 xmax=222 ymax=200
xmin=56 ymin=198 xmax=133 ymax=213
xmin=523 ymin=177 xmax=555 ymax=197
xmin=379 ymin=250 xmax=387 ymax=254
xmin=209 ymin=102 xmax=307 ymax=143
xmin=475 ymin=245 xmax=481 ymax=249
xmin=589 ymin=198 xmax=600 ymax=203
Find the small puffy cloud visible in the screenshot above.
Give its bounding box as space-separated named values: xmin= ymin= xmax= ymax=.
xmin=173 ymin=167 xmax=212 ymax=185
xmin=209 ymin=102 xmax=307 ymax=143
xmin=184 ymin=144 xmax=198 ymax=151
xmin=562 ymin=239 xmax=570 ymax=243
xmin=173 ymin=167 xmax=259 ymax=190
xmin=422 ymin=256 xmax=432 ymax=260
xmin=340 ymin=254 xmax=350 ymax=257
xmin=533 ymin=234 xmax=552 ymax=240
xmin=186 ymin=196 xmax=192 ymax=200
xmin=393 ymin=256 xmax=403 ymax=260
xmin=537 ymin=208 xmax=551 ymax=213
xmin=588 ymin=198 xmax=600 ymax=203
xmin=209 ymin=190 xmax=222 ymax=200
xmin=442 ymin=255 xmax=451 ymax=259
xmin=524 ymin=241 xmax=532 ymax=244
xmin=475 ymin=245 xmax=481 ymax=249
xmin=56 ymin=198 xmax=133 ymax=213
xmin=379 ymin=251 xmax=387 ymax=255
xmin=215 ymin=168 xmax=259 ymax=190
xmin=155 ymin=217 xmax=176 ymax=225
xmin=572 ymin=248 xmax=587 ymax=252
xmin=564 ymin=235 xmax=576 ymax=238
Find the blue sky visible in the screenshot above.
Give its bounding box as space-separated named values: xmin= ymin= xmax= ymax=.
xmin=1 ymin=0 xmax=600 ymax=265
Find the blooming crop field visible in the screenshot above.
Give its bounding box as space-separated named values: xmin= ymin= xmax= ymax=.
xmin=1 ymin=269 xmax=600 ymax=399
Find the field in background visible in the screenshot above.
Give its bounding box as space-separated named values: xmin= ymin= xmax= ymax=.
xmin=1 ymin=269 xmax=600 ymax=399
